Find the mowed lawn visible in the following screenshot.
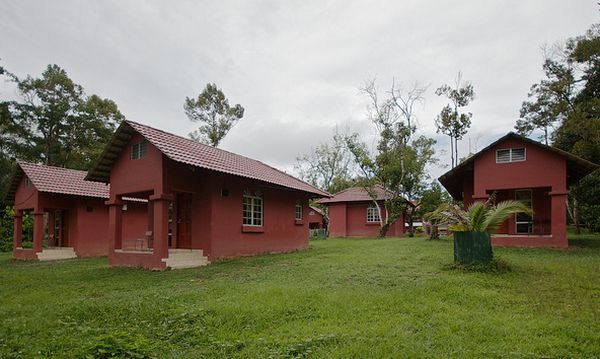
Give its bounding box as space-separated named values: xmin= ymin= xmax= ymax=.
xmin=1 ymin=236 xmax=599 ymax=358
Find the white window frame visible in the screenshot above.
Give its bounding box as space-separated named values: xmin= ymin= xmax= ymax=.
xmin=515 ymin=189 xmax=533 ymax=234
xmin=131 ymin=141 xmax=148 ymax=160
xmin=366 ymin=204 xmax=381 ymax=223
xmin=24 ymin=177 xmax=32 ymax=188
xmin=295 ymin=204 xmax=303 ymax=220
xmin=496 ymin=147 xmax=526 ymax=163
xmin=243 ymin=195 xmax=263 ymax=226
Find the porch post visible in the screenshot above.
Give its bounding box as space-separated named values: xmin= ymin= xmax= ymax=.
xmin=549 ymin=190 xmax=568 ymax=247
xmin=13 ymin=210 xmax=23 ymax=250
xmin=106 ymin=199 xmax=124 ymax=256
xmin=149 ymin=194 xmax=173 ymax=261
xmin=32 ymin=211 xmax=44 ymax=254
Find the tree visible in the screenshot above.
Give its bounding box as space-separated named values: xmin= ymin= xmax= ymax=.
xmin=346 ymin=79 xmax=436 ymax=237
xmin=515 ymin=46 xmax=576 ymax=144
xmin=518 ymin=24 xmax=600 ymax=232
xmin=435 ymin=72 xmax=475 ymax=168
xmin=418 ymin=182 xmax=452 ymax=239
xmin=184 ymin=83 xmax=244 ymax=147
xmin=295 ymin=127 xmax=354 ymax=193
xmin=1 ymin=64 xmax=123 ymax=169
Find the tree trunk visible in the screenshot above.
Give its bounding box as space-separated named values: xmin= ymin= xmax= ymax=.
xmin=450 ymin=135 xmax=454 ymax=168
xmin=430 ymin=225 xmax=439 ymax=240
xmin=407 ymin=210 xmax=414 ymax=237
xmin=378 ymin=222 xmax=391 ymax=238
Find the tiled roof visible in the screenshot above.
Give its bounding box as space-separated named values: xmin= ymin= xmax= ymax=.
xmin=15 ymin=161 xmax=109 ymax=199
xmin=318 ymin=186 xmax=392 ymax=204
xmin=86 ymin=120 xmax=330 ymax=198
xmin=309 ymin=205 xmax=324 ymax=216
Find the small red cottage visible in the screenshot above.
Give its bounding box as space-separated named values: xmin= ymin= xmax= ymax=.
xmin=308 ymin=205 xmax=325 ymax=229
xmin=438 ymin=132 xmax=598 ymax=248
xmin=6 ymin=161 xmax=111 ymax=260
xmin=318 ymin=186 xmax=406 ymax=237
xmin=85 ymin=120 xmax=330 ymax=270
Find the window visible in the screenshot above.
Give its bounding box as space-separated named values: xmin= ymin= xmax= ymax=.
xmin=295 ymin=204 xmax=303 ymax=220
xmin=496 ymin=147 xmax=526 ymax=163
xmin=131 ymin=141 xmax=148 ymax=160
xmin=515 ymin=189 xmax=533 ymax=234
xmin=24 ymin=177 xmax=32 ymax=188
xmin=243 ymin=195 xmax=263 ymax=226
xmin=367 ymin=204 xmax=381 ymax=222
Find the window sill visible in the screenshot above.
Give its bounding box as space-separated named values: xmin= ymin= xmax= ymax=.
xmin=294 ymin=220 xmax=304 ymax=225
xmin=242 ymin=225 xmax=264 ymax=233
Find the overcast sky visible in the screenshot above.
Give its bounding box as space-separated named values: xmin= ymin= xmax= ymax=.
xmin=1 ymin=0 xmax=598 ymax=181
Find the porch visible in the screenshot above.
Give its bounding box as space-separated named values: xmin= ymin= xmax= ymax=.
xmin=13 ymin=208 xmax=77 ymax=261
xmin=481 ymin=187 xmax=568 ymax=248
xmin=107 ymin=192 xmax=209 ymax=270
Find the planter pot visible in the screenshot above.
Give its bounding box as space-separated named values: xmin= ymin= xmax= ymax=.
xmin=453 ymin=231 xmax=493 ymax=264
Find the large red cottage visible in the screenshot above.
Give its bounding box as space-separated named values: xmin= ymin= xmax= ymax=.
xmin=85 ymin=120 xmax=329 ymax=270
xmin=439 ymin=132 xmax=598 ymax=248
xmin=6 ymin=161 xmax=111 ymax=260
xmin=318 ymin=186 xmax=406 ymax=237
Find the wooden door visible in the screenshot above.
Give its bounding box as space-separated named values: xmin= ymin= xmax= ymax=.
xmin=177 ymin=193 xmax=192 ymax=248
xmin=56 ymin=210 xmax=69 ymax=247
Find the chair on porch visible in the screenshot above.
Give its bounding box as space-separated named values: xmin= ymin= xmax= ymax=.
xmin=135 ymin=231 xmax=154 ymax=251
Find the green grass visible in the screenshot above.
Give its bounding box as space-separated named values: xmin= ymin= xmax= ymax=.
xmin=1 ymin=236 xmax=599 ymax=358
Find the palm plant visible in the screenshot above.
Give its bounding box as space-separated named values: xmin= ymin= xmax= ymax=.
xmin=427 ymin=195 xmax=533 ymax=264
xmin=428 ymin=197 xmax=532 ymax=233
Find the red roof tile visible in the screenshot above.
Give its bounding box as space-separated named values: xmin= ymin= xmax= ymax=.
xmin=318 ymin=186 xmax=392 ymax=204
xmin=115 ymin=121 xmax=330 ymax=197
xmin=17 ymin=161 xmax=109 ymax=199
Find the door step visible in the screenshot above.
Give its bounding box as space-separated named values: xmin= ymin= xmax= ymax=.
xmin=37 ymin=247 xmax=77 ymax=261
xmin=162 ymin=249 xmax=210 ymax=269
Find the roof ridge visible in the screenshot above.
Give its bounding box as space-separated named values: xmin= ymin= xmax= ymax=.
xmin=17 ymin=160 xmax=89 ymax=175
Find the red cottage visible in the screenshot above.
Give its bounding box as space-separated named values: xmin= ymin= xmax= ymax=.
xmin=85 ymin=120 xmax=329 ymax=270
xmin=438 ymin=132 xmax=598 ymax=248
xmin=308 ymin=206 xmax=325 ymax=229
xmin=318 ymin=186 xmax=406 ymax=237
xmin=5 ymin=162 xmax=112 ymax=260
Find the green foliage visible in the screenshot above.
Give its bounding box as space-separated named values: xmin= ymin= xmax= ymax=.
xmin=435 ymin=72 xmax=475 ymax=168
xmin=1 ymin=237 xmax=600 ymax=357
xmin=429 ymin=199 xmax=532 ymax=233
xmin=184 ymin=83 xmax=244 ymax=147
xmin=571 ymin=169 xmax=600 ymax=232
xmin=0 ymin=206 xmax=14 ymax=252
xmin=1 ymin=64 xmax=123 ymax=169
xmin=346 ymin=80 xmax=436 ymax=237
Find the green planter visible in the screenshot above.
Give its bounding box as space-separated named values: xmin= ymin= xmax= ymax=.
xmin=453 ymin=231 xmax=493 ymax=264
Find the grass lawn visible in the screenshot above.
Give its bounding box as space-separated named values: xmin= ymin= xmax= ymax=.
xmin=1 ymin=236 xmax=599 ymax=358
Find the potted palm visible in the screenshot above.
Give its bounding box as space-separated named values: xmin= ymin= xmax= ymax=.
xmin=428 ymin=196 xmax=532 ymax=264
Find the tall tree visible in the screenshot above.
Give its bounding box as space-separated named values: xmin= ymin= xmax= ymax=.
xmin=184 ymin=83 xmax=244 ymax=147
xmin=346 ymin=80 xmax=436 ymax=237
xmin=1 ymin=64 xmax=123 ymax=169
xmin=518 ymin=23 xmax=600 ymax=232
xmin=515 ymin=45 xmax=576 ymax=144
xmin=295 ymin=127 xmax=354 ymax=193
xmin=435 ymin=72 xmax=475 ymax=168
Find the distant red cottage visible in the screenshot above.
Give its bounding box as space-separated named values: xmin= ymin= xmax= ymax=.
xmin=439 ymin=133 xmax=598 ymax=248
xmin=318 ymin=186 xmax=406 ymax=237
xmin=85 ymin=120 xmax=330 ymax=270
xmin=6 ymin=162 xmax=111 ymax=260
xmin=308 ymin=205 xmax=325 ymax=229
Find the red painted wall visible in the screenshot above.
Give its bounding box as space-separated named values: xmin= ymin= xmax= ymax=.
xmin=109 ymin=133 xmax=163 ymax=199
xmin=120 ymin=201 xmax=149 ymax=250
xmin=472 ymin=138 xmax=567 ymax=198
xmin=326 ymin=201 xmax=404 ymax=238
xmin=308 ymin=210 xmax=324 ymax=229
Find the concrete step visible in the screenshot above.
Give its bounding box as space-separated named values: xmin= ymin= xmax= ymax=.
xmin=162 ymin=249 xmax=209 ymax=269
xmin=37 ymin=247 xmax=77 ymax=261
